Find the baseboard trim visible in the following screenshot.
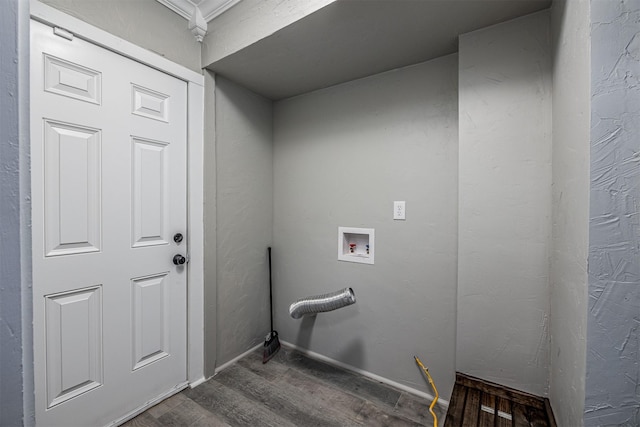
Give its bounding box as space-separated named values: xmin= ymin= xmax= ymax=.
xmin=281 ymin=340 xmax=449 ymax=409
xmin=214 ymin=343 xmax=263 ymax=375
xmin=107 ymin=381 xmax=188 ymax=427
xmin=188 ymin=376 xmax=207 ymax=388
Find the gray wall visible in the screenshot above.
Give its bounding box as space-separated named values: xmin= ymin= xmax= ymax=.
xmin=457 ymin=12 xmax=552 ymax=396
xmin=0 ymin=0 xmax=32 ymax=425
xmin=39 ymin=0 xmax=201 ymax=72
xmin=202 ymin=0 xmax=334 ymax=68
xmin=273 ymin=55 xmax=459 ymax=399
xmin=212 ymin=76 xmax=274 ymax=367
xmin=586 ymin=0 xmax=640 ymax=424
xmin=549 ymin=0 xmax=590 ymax=424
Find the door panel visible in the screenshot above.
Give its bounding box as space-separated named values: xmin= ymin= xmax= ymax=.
xmin=31 ymin=19 xmax=188 ymax=427
xmin=131 ymin=273 xmax=170 ymax=370
xmin=44 ymin=120 xmax=102 ymax=256
xmin=132 ymin=137 xmax=169 ymax=247
xmin=44 ymin=54 xmax=102 ymax=104
xmin=131 ymin=84 xmax=169 ymax=122
xmin=45 ymin=286 xmax=103 ymax=408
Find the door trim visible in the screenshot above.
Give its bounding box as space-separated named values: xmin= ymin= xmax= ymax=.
xmin=107 ymin=381 xmax=189 ymax=427
xmin=30 ymin=0 xmax=206 ymax=389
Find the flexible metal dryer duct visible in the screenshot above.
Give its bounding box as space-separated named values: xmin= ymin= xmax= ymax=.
xmin=289 ymin=287 xmax=356 ymax=319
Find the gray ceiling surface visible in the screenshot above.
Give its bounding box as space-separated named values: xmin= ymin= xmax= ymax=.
xmin=206 ymin=0 xmax=552 ymax=100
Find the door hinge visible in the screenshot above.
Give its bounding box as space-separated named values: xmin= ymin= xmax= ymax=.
xmin=53 ymin=27 xmax=74 ymax=41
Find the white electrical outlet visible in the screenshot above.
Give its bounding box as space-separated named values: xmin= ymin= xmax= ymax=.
xmin=393 ymin=201 xmax=406 ymax=220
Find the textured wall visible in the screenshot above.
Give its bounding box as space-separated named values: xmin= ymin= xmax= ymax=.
xmin=548 ymin=0 xmax=590 ymax=424
xmin=39 ymin=0 xmax=201 ymax=72
xmin=0 ymin=0 xmax=31 ymax=424
xmin=586 ymin=0 xmax=640 ymax=424
xmin=457 ymin=11 xmax=552 ymax=396
xmin=273 ymin=55 xmax=459 ymax=399
xmin=214 ymin=76 xmax=274 ymax=367
xmin=0 ymin=0 xmax=24 ymax=424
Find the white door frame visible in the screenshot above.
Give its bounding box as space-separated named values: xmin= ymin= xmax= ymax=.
xmin=30 ymin=0 xmax=206 ymax=389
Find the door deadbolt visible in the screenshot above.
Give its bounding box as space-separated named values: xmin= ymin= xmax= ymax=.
xmin=173 ymin=254 xmax=187 ymax=265
xmin=173 ymin=233 xmax=183 ymax=243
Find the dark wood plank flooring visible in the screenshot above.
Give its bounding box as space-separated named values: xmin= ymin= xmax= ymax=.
xmin=122 ymin=346 xmax=446 ymax=427
xmin=444 ymin=373 xmax=557 ymax=427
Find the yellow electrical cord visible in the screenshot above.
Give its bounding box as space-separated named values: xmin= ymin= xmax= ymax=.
xmin=414 ymin=356 xmax=439 ymax=427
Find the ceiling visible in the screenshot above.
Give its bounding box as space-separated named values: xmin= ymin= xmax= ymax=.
xmin=205 ymin=0 xmax=552 ymax=100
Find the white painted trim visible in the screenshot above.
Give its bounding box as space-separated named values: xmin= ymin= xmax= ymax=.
xmin=214 ymin=343 xmax=263 ymax=375
xmin=29 ymin=0 xmax=203 ymax=85
xmin=29 ymin=0 xmax=206 ymax=391
xmin=188 ymin=7 xmax=207 ymax=43
xmin=156 ymin=0 xmax=194 ymax=20
xmin=155 ymin=0 xmax=242 ymax=41
xmin=187 ymin=81 xmax=206 ymax=386
xmin=281 ymin=341 xmax=450 ymax=409
xmin=198 ymin=0 xmax=243 ymax=22
xmin=156 ymin=0 xmax=242 ymax=22
xmin=188 ymin=376 xmax=208 ymax=389
xmin=105 ymin=382 xmax=188 ymax=427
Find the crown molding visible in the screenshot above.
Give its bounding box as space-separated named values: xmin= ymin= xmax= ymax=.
xmin=156 ymin=0 xmax=242 ymax=42
xmin=197 ymin=0 xmax=242 ymax=21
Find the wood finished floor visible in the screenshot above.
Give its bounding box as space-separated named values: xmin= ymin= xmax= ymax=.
xmin=122 ymin=346 xmax=445 ymax=427
xmin=445 ymin=373 xmax=555 ymax=427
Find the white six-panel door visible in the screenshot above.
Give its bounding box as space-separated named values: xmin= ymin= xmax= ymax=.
xmin=31 ymin=20 xmax=188 ymax=426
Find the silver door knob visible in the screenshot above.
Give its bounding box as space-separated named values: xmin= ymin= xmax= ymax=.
xmin=173 ymin=254 xmax=186 ymax=265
